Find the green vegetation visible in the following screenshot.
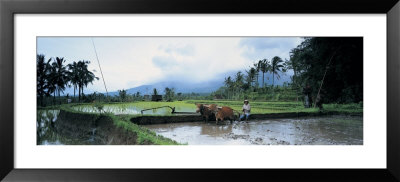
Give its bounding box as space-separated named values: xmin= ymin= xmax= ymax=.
xmin=219 ymin=55 xmax=288 ymax=101
xmin=288 ymin=37 xmax=363 ymax=103
xmin=93 ymin=102 xmax=104 ymax=113
xmin=163 ymin=87 xmax=175 ymax=102
xmin=118 ymin=89 xmax=127 ymax=102
xmin=213 ymin=83 xmax=298 ymax=101
xmin=212 ymin=37 xmax=363 ymax=106
xmin=37 ymin=55 xmax=98 ymax=106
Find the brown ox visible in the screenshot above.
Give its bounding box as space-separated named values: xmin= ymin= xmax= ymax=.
xmin=196 ymin=104 xmax=218 ymax=123
xmin=215 ymin=106 xmax=239 ymax=124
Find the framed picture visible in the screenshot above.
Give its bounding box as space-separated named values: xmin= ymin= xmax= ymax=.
xmin=1 ymin=0 xmax=399 ymax=181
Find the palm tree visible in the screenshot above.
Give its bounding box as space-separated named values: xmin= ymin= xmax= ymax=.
xmin=260 ymin=59 xmax=270 ymax=88
xmin=76 ymin=60 xmax=98 ymax=102
xmin=46 ymin=62 xmax=57 ymax=105
xmin=51 ymin=57 xmax=69 ymax=104
xmin=271 ymin=56 xmax=285 ymax=87
xmin=37 ymin=54 xmax=52 ymax=106
xmin=118 ymin=89 xmax=127 ymax=102
xmin=67 ymin=62 xmax=79 ymax=101
xmin=164 ymin=87 xmax=175 ymax=101
xmin=256 ymin=60 xmax=264 ymax=87
xmin=234 ymin=71 xmax=244 ymax=99
xmin=245 ymin=67 xmax=256 ymax=88
xmin=82 ymin=69 xmax=98 ymax=97
xmin=253 ymin=62 xmax=260 ymax=88
xmin=76 ymin=61 xmax=85 ymax=101
xmin=153 ymin=88 xmax=158 ymax=96
xmin=224 ymin=76 xmax=233 ymax=99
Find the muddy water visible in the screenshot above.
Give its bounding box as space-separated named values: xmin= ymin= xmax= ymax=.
xmin=145 ymin=115 xmax=363 ymax=145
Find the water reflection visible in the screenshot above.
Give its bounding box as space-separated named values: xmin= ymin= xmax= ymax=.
xmin=200 ymin=124 xmax=233 ymax=137
xmin=37 ymin=109 xmax=98 ymax=145
xmin=37 ymin=110 xmax=60 ymax=144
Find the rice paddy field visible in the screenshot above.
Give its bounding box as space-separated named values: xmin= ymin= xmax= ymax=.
xmin=70 ymin=100 xmax=363 ymax=116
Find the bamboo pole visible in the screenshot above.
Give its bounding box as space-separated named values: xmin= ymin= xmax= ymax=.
xmin=314 ymin=49 xmax=339 ymax=108
xmin=91 ymin=38 xmax=109 ymax=99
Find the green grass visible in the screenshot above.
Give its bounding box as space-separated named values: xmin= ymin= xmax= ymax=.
xmin=110 ymin=114 xmax=180 ymax=145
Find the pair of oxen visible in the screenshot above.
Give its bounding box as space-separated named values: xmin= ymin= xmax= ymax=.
xmin=195 ymin=104 xmax=240 ymax=124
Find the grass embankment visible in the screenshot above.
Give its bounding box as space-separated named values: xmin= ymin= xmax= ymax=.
xmin=59 ymin=105 xmax=180 ymax=145
xmin=109 ymin=114 xmax=180 ymax=145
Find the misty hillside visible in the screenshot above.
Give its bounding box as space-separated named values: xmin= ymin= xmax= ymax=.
xmin=106 ymin=72 xmax=291 ymax=96
xmin=107 ymin=80 xmax=224 ymax=96
xmin=61 ymin=71 xmax=292 ymax=96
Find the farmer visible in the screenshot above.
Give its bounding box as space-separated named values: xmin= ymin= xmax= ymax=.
xmin=315 ymin=93 xmax=323 ymax=110
xmin=240 ymin=100 xmax=251 ymax=121
xmin=303 ymin=84 xmax=312 ymax=108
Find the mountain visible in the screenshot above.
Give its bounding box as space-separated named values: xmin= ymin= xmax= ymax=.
xmin=60 ymin=71 xmax=292 ymax=96
xmin=106 ymin=72 xmax=292 ymax=96
xmin=107 ymin=80 xmax=224 ymax=96
xmin=255 ymin=71 xmax=292 ymax=87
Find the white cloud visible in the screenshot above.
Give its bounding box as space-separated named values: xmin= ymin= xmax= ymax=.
xmin=239 ymin=37 xmax=303 ymax=61
xmin=37 ymin=37 xmax=301 ymax=94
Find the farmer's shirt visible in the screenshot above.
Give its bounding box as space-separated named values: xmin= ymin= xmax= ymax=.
xmin=243 ymin=104 xmax=251 ymax=114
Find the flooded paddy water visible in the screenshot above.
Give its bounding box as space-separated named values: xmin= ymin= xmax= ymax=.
xmin=72 ymin=102 xmax=197 ymax=115
xmin=145 ymin=115 xmax=363 ymax=145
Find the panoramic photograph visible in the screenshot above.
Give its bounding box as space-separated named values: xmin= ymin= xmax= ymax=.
xmin=36 ymin=37 xmax=363 ymax=145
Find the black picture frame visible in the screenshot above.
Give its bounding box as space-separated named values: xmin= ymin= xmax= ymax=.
xmin=1 ymin=0 xmax=399 ymax=181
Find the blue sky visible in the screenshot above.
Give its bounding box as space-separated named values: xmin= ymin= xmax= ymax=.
xmin=37 ymin=37 xmax=302 ymax=94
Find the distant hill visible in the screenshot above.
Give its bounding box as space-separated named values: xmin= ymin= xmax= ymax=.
xmin=62 ymin=71 xmax=292 ymax=96
xmin=107 ymin=80 xmax=224 ymax=96
xmin=106 ymin=72 xmax=292 ymax=96
xmin=254 ymin=71 xmax=292 ymax=87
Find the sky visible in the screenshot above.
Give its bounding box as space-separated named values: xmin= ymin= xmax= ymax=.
xmin=37 ymin=37 xmax=303 ymax=94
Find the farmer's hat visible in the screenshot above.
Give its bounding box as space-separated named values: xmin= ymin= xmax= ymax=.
xmin=244 ymin=100 xmax=249 ymax=103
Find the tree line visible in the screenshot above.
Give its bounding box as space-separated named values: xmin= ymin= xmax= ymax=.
xmin=219 ymin=37 xmax=363 ymax=104
xmin=287 ymin=37 xmax=363 ymax=103
xmin=222 ymin=56 xmax=287 ymax=100
xmin=37 ymin=54 xmax=98 ymax=106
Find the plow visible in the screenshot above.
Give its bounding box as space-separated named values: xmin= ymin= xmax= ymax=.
xmin=140 ymin=106 xmax=198 ymax=115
